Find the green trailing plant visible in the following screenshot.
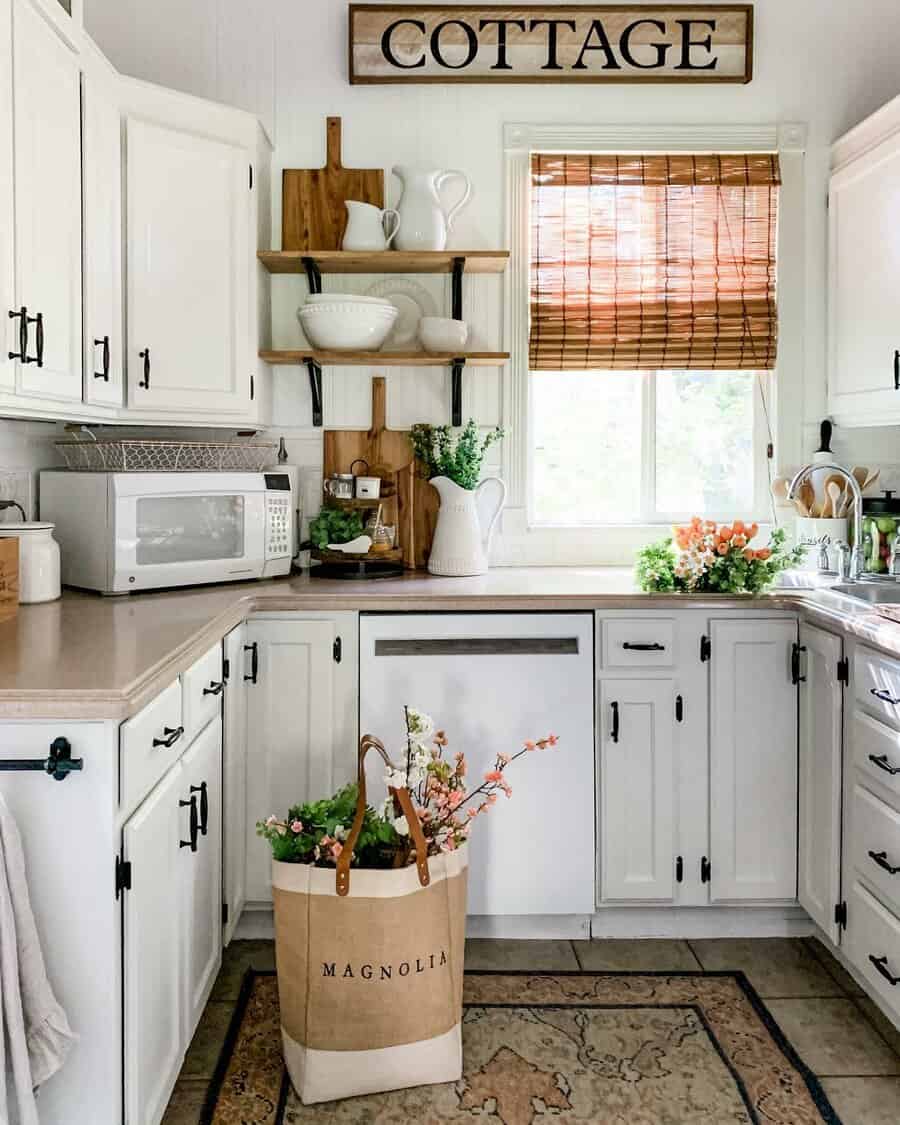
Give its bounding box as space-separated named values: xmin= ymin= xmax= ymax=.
xmin=408 ymin=420 xmax=505 ymax=491
xmin=308 ymin=505 xmax=364 ymax=550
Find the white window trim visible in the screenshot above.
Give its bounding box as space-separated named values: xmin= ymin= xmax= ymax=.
xmin=496 ymin=121 xmax=808 ymax=567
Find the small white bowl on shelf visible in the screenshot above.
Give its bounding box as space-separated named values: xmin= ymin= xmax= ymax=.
xmin=298 ymin=301 xmax=398 ymax=351
xmin=418 ymin=316 xmax=469 ymax=354
xmin=305 ymin=293 xmax=393 ymax=307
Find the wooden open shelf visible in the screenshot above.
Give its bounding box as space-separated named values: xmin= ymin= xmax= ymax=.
xmin=259 ymin=349 xmax=509 ymax=367
xmin=326 ymin=497 xmax=388 ymax=510
xmin=258 ymin=250 xmax=509 ymax=275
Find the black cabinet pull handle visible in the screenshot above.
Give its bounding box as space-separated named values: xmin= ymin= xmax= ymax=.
xmin=138 ymin=348 xmax=150 ymax=389
xmin=701 ymin=856 xmax=711 ymax=883
xmin=30 ymin=312 xmax=43 ymax=367
xmin=868 ymin=753 xmax=900 ymax=776
xmin=610 ymin=701 xmax=619 ymax=743
xmin=94 ymin=336 xmax=110 ymax=381
xmin=792 ymin=643 xmax=807 ymax=685
xmin=179 ymin=795 xmax=199 ymax=852
xmin=191 ymin=781 xmax=209 ymax=836
xmin=894 ymin=349 xmax=900 ymax=390
xmin=152 ymin=725 xmax=184 ymax=749
xmin=244 ymin=642 xmax=258 ymax=683
xmin=869 ymin=954 xmax=900 ymax=986
xmin=202 ymin=680 xmax=225 ymax=697
xmin=8 ymin=307 xmax=27 ymax=361
xmin=622 ymin=642 xmax=666 ymax=652
xmin=675 ymin=856 xmax=684 ymax=883
xmin=871 ymin=687 xmax=900 ymax=706
xmin=868 ymin=850 xmax=900 ymax=875
xmin=675 ymin=694 xmax=684 ymax=723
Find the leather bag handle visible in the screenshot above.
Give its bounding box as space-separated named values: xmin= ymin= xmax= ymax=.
xmin=335 ymin=734 xmax=431 ymax=897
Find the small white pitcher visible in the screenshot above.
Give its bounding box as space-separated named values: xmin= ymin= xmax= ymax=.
xmin=427 ymin=477 xmax=506 ymax=577
xmin=342 ymin=200 xmax=400 ymax=252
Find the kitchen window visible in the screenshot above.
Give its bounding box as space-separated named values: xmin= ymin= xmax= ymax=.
xmin=528 ymin=152 xmax=779 ymax=527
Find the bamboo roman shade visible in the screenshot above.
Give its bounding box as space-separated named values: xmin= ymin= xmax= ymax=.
xmin=529 ymin=153 xmax=781 ymax=371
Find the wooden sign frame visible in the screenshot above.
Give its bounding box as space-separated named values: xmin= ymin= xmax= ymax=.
xmin=349 ymin=4 xmax=754 ymax=85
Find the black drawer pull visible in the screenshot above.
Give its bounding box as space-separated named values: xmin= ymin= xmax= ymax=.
xmin=869 ymin=753 xmax=900 ymax=776
xmin=871 ymin=688 xmax=900 ymax=706
xmin=244 ymin=642 xmax=258 ymax=683
xmin=622 ymin=642 xmax=666 ymax=652
xmin=869 ymin=850 xmax=900 ymax=875
xmin=202 ymin=680 xmax=225 ymax=697
xmin=8 ymin=307 xmax=27 ymax=361
xmin=152 ymin=725 xmax=184 ymax=749
xmin=138 ymin=348 xmax=150 ymax=389
xmin=94 ymin=335 xmax=110 ymax=380
xmin=869 ymin=954 xmax=900 ymax=986
xmin=179 ymin=795 xmax=199 ymax=852
xmin=191 ymin=781 xmax=209 ymax=836
xmin=610 ymin=701 xmax=619 ymax=743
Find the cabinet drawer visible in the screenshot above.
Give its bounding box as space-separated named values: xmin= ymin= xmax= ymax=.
xmin=846 ymin=880 xmax=900 ymax=1022
xmin=851 ymin=784 xmax=900 ymax=915
xmin=601 ymin=619 xmax=675 ymax=669
xmin=852 ymin=710 xmax=900 ymax=804
xmin=854 ymin=646 xmax=900 ymax=728
xmin=183 ymin=641 xmax=224 ymax=744
xmin=120 ymin=679 xmax=184 ymax=814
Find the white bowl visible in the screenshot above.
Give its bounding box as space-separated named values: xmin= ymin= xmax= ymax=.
xmin=298 ymin=302 xmax=398 ymax=351
xmin=418 ymin=316 xmax=469 ymax=354
xmin=305 ymin=293 xmax=393 ymax=307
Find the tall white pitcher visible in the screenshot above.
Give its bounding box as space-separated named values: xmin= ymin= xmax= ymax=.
xmin=427 ymin=476 xmax=505 ymax=577
xmin=392 ymin=166 xmax=472 ymax=252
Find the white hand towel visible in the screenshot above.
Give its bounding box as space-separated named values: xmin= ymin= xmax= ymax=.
xmin=0 ymin=791 xmax=77 ymax=1125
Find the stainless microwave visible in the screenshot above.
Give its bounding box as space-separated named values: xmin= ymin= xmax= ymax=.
xmin=40 ymin=470 xmax=294 ymax=594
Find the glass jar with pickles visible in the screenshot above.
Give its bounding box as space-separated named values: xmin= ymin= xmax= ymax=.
xmin=860 ymin=491 xmax=900 ymax=574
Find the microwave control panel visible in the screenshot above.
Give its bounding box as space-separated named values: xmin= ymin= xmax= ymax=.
xmin=264 ymin=474 xmax=293 ymax=560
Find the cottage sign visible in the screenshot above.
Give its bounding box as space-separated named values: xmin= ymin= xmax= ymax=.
xmin=349 ymin=5 xmax=753 ymax=84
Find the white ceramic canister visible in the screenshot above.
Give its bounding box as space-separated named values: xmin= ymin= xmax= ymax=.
xmin=0 ymin=522 xmax=61 ymax=602
xmin=794 ymin=516 xmax=849 ymax=572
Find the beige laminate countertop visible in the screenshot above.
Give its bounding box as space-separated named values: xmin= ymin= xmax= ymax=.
xmin=2 ymin=567 xmax=899 ymax=719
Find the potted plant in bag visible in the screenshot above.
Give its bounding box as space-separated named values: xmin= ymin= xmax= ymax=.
xmin=257 ymin=706 xmax=558 ymax=1106
xmin=408 ymin=421 xmax=505 ymax=577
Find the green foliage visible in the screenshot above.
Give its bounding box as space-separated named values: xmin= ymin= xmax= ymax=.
xmin=409 ymin=420 xmax=505 ymax=491
xmin=308 ymin=505 xmax=364 ymax=550
xmin=635 ymin=538 xmax=679 ymax=592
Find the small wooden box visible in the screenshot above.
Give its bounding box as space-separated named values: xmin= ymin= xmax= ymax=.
xmin=0 ymin=538 xmax=19 ymax=623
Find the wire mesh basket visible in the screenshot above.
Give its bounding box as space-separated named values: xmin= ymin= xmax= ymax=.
xmin=55 ymin=439 xmax=278 ymax=473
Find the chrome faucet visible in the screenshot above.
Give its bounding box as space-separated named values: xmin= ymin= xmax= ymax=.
xmin=787 ymin=463 xmax=865 ymax=580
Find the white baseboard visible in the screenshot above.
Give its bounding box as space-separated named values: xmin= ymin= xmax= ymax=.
xmin=466 ymin=915 xmax=592 ymax=940
xmin=234 ymin=906 xmax=275 ymax=940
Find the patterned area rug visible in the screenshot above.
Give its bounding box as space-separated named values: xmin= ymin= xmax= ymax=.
xmin=201 ymin=970 xmax=841 ymax=1125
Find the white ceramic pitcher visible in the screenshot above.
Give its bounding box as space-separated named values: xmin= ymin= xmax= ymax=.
xmin=342 ymin=200 xmax=400 ymax=252
xmin=391 ymin=166 xmax=472 ymax=252
xmin=427 ymin=476 xmax=505 ymax=577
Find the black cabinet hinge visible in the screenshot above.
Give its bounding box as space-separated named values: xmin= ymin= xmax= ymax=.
xmin=223 ymin=657 xmax=230 ymax=684
xmin=115 ymin=856 xmax=132 ymax=899
xmin=700 ymin=856 xmax=711 ymax=884
xmin=792 ymin=642 xmax=807 ymax=685
xmin=333 ymin=636 xmax=342 ymax=664
xmin=249 ymin=164 xmax=253 ymax=190
xmin=222 ymin=902 xmax=229 ymax=926
xmin=250 ymin=374 xmax=255 ymax=401
xmin=835 ymin=901 xmax=847 ymax=929
xmin=675 ymin=694 xmax=684 ymax=723
xmin=675 ymin=856 xmax=684 ymax=884
xmin=700 ymin=635 xmax=711 ymax=663
xmin=837 ymin=657 xmax=849 ymax=685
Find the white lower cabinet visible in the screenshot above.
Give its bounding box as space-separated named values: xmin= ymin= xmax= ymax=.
xmin=223 ymin=622 xmax=248 ymax=944
xmin=709 ymin=618 xmax=799 ymax=902
xmin=798 ymin=624 xmax=844 ymax=942
xmin=244 ymin=615 xmax=358 ymax=905
xmin=600 ymin=679 xmax=676 ymax=902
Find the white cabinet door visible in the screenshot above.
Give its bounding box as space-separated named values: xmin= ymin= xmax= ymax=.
xmin=223 ymin=623 xmax=247 ymax=945
xmin=0 ymin=0 xmax=14 ymax=392
xmin=82 ymin=57 xmax=123 ymax=407
xmin=829 ymin=135 xmax=900 ymax=426
xmin=126 ymin=117 xmax=250 ymax=415
xmin=799 ymin=624 xmax=844 ymax=943
xmin=709 ymin=618 xmax=799 ymax=902
xmin=123 ymin=761 xmax=184 ymax=1125
xmin=244 ymin=615 xmax=357 ymax=904
xmin=12 ymin=0 xmax=82 ymax=401
xmin=180 ymin=716 xmax=223 ymax=1035
xmin=600 ymin=679 xmax=676 ymax=903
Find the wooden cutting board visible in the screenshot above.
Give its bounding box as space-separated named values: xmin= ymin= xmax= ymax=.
xmin=282 ymin=117 xmax=384 ymax=252
xmin=323 ymin=377 xmax=438 ymax=569
xmin=0 ymin=538 xmax=19 ymax=623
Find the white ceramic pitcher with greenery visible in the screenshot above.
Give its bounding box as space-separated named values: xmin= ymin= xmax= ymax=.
xmin=409 ymin=421 xmax=506 ymax=577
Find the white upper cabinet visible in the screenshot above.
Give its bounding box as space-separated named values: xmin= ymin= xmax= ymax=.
xmin=30 ymin=0 xmax=81 ymax=49
xmin=0 ymin=0 xmax=13 ymax=392
xmin=798 ymin=624 xmax=844 ymax=944
xmin=829 ymin=95 xmax=900 ymax=427
xmin=81 ymin=43 xmax=123 ymax=407
xmin=126 ymin=116 xmax=251 ymax=415
xmin=709 ymin=619 xmax=799 ymax=903
xmin=12 ymin=0 xmax=82 ymax=402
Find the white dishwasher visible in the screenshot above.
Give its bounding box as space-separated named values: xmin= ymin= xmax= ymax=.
xmin=360 ymin=613 xmax=595 ymax=916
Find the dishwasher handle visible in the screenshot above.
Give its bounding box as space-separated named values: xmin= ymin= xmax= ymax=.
xmin=374 ymin=637 xmax=579 ymax=657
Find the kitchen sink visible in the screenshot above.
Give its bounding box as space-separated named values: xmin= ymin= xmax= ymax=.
xmin=831 ymin=582 xmax=900 ymax=604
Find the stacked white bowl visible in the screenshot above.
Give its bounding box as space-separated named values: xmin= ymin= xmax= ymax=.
xmin=298 ymin=294 xmax=398 ymax=351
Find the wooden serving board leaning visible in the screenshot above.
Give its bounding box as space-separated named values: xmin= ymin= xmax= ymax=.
xmin=0 ymin=538 xmax=19 ymax=624
xmin=282 ymin=117 xmax=384 ymax=251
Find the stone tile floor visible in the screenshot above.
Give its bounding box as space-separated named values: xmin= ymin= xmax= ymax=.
xmin=163 ymin=936 xmax=900 ymax=1124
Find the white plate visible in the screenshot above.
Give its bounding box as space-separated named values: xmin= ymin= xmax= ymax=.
xmin=365 ymin=278 xmax=438 ymax=349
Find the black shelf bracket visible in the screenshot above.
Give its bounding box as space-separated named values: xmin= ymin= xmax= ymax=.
xmin=451 ymin=359 xmax=465 ymax=427
xmin=451 ymin=257 xmax=467 ymax=425
xmin=306 ymin=359 xmax=323 ymax=427
xmin=302 ymin=256 xmax=323 ymax=295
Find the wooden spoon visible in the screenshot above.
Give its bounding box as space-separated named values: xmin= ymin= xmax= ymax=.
xmin=863 ymin=468 xmax=881 ymax=493
xmin=825 ymin=480 xmax=843 ymax=519
xmin=771 ymin=478 xmax=790 ymax=503
xmin=852 ymin=466 xmax=869 ymax=491
xmin=799 ymin=479 xmax=816 ymax=518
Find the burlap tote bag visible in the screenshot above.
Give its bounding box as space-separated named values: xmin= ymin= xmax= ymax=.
xmin=272 ymin=735 xmax=468 ymax=1105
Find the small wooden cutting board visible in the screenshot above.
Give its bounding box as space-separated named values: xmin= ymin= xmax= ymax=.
xmin=282 ymin=117 xmax=384 ymax=251
xmin=0 ymin=538 xmax=19 ymax=623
